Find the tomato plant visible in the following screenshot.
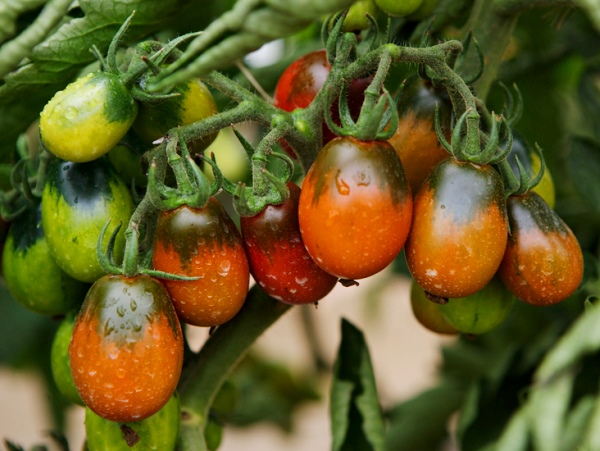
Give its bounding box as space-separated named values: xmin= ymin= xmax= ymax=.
xmin=51 ymin=314 xmax=85 ymax=406
xmin=410 ymin=280 xmax=458 ymax=335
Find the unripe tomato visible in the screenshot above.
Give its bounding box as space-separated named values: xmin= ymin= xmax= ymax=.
xmin=407 ymin=0 xmax=438 ymax=20
xmin=133 ymin=78 xmax=218 ymax=154
xmin=40 ymin=71 xmax=138 ymax=163
xmin=498 ymin=191 xmax=584 ymax=306
xmin=41 ymin=158 xmax=134 ymax=283
xmin=69 ymin=274 xmax=184 ymax=422
xmin=440 ymin=276 xmax=515 ymax=335
xmin=375 ymin=0 xmax=425 ymax=17
xmin=152 ymin=198 xmax=250 ymax=327
xmin=388 ymin=77 xmax=451 ymax=195
xmin=241 ymin=183 xmax=338 ymax=304
xmin=343 ymin=0 xmax=380 ymax=31
xmin=405 ymin=158 xmax=508 ymax=298
xmin=108 ymin=144 xmax=147 ymax=187
xmin=2 ymin=204 xmax=87 ymax=316
xmin=299 ymin=136 xmax=413 ymax=280
xmin=410 ymin=281 xmax=458 ymax=335
xmin=51 ymin=314 xmax=85 ymax=405
xmin=85 ymin=394 xmax=180 ymax=450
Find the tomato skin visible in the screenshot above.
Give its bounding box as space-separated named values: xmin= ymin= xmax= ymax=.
xmin=2 ymin=205 xmax=87 ymax=316
xmin=375 ymin=0 xmax=424 ymax=17
xmin=85 ymin=394 xmax=180 ymax=450
xmin=51 ymin=314 xmax=85 ymax=405
xmin=440 ymin=276 xmax=515 ymax=335
xmin=240 ymin=183 xmax=338 ymax=304
xmin=152 ymin=198 xmax=250 ymax=327
xmin=388 ymin=77 xmax=451 ymax=195
xmin=405 ymin=158 xmax=508 ymax=298
xmin=498 ymin=191 xmax=584 ymax=306
xmin=40 ymin=71 xmax=138 ymax=163
xmin=273 ymin=50 xmax=371 ymax=149
xmin=134 ymin=78 xmax=218 ymax=154
xmin=299 ymin=136 xmax=413 ymax=280
xmin=69 ymin=274 xmax=183 ymax=422
xmin=410 ymin=281 xmax=458 ymax=335
xmin=41 ymin=158 xmax=134 ymax=283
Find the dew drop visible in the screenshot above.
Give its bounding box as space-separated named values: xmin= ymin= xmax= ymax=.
xmin=64 ymin=106 xmax=78 ymax=120
xmin=104 ymin=318 xmax=116 ymax=336
xmin=130 ymin=299 xmax=137 ymax=311
xmin=218 ymin=260 xmax=231 ymax=276
xmin=116 ymin=305 xmax=126 ymax=317
xmin=335 ymin=171 xmax=350 ymax=195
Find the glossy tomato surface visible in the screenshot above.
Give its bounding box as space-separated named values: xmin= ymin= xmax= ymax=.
xmin=40 ymin=71 xmax=138 ymax=163
xmin=405 ymin=158 xmax=508 ymax=298
xmin=498 ymin=191 xmax=584 ymax=306
xmin=388 ymin=77 xmax=451 ymax=195
xmin=410 ymin=280 xmax=458 ymax=335
xmin=152 ymin=198 xmax=249 ymax=327
xmin=41 ymin=158 xmax=134 ymax=283
xmin=69 ymin=274 xmax=183 ymax=422
xmin=299 ymin=136 xmax=412 ymax=280
xmin=241 ymin=183 xmax=338 ymax=304
xmin=51 ymin=314 xmax=84 ymax=405
xmin=2 ymin=204 xmax=87 ymax=315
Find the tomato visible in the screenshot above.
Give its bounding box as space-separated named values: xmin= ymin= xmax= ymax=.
xmin=299 ymin=136 xmax=412 ymax=280
xmin=498 ymin=191 xmax=584 ymax=306
xmin=407 ymin=0 xmax=438 ymax=20
xmin=241 ymin=183 xmax=338 ymax=304
xmin=439 ymin=276 xmax=515 ymax=335
xmin=273 ymin=49 xmax=371 ymax=150
xmin=85 ymin=394 xmax=180 ymax=450
xmin=375 ymin=0 xmax=424 ymax=17
xmin=40 ymin=71 xmax=138 ymax=163
xmin=388 ymin=77 xmax=451 ymax=195
xmin=69 ymin=274 xmax=183 ymax=422
xmin=405 ymin=158 xmax=508 ymax=298
xmin=205 ymin=417 xmax=223 ymax=451
xmin=151 ymin=197 xmax=250 ymax=327
xmin=41 ymin=158 xmax=134 ymax=283
xmin=133 ymin=78 xmax=218 ymax=154
xmin=51 ymin=314 xmax=84 ymax=405
xmin=410 ymin=280 xmax=458 ymax=335
xmin=343 ymin=0 xmax=380 ymax=31
xmin=2 ymin=204 xmax=87 ymax=316
xmin=107 ymin=144 xmax=147 ymax=187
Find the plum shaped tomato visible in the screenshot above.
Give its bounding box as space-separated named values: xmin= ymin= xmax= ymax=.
xmin=299 ymin=136 xmax=413 ymax=280
xmin=69 ymin=274 xmax=183 ymax=422
xmin=2 ymin=204 xmax=87 ymax=316
xmin=152 ymin=197 xmax=250 ymax=327
xmin=41 ymin=157 xmax=134 ymax=283
xmin=388 ymin=77 xmax=451 ymax=195
xmin=85 ymin=394 xmax=180 ymax=450
xmin=410 ymin=280 xmax=458 ymax=335
xmin=439 ymin=276 xmax=515 ymax=335
xmin=241 ymin=182 xmax=338 ymax=304
xmin=405 ymin=158 xmax=508 ymax=298
xmin=51 ymin=314 xmax=85 ymax=405
xmin=133 ymin=78 xmax=218 ymax=154
xmin=498 ymin=191 xmax=584 ymax=306
xmin=273 ymin=49 xmax=371 ymax=149
xmin=40 ymin=71 xmax=138 ymax=163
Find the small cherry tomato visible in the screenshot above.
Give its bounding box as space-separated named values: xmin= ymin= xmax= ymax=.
xmin=2 ymin=204 xmax=87 ymax=316
xmin=439 ymin=276 xmax=515 ymax=335
xmin=134 ymin=78 xmax=218 ymax=154
xmin=299 ymin=136 xmax=413 ymax=280
xmin=51 ymin=313 xmax=85 ymax=405
xmin=41 ymin=158 xmax=134 ymax=283
xmin=40 ymin=71 xmax=138 ymax=163
xmin=405 ymin=158 xmax=508 ymax=298
xmin=152 ymin=198 xmax=250 ymax=327
xmin=388 ymin=77 xmax=451 ymax=195
xmin=241 ymin=183 xmax=338 ymax=304
xmin=410 ymin=280 xmax=458 ymax=335
xmin=343 ymin=0 xmax=380 ymax=31
xmin=498 ymin=191 xmax=584 ymax=306
xmin=69 ymin=274 xmax=184 ymax=422
xmin=85 ymin=394 xmax=180 ymax=450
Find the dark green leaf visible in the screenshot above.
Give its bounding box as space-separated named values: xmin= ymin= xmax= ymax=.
xmin=561 ymin=395 xmax=596 ymax=451
xmin=567 ymin=136 xmax=600 ymax=214
xmin=494 ymin=405 xmax=530 ymax=451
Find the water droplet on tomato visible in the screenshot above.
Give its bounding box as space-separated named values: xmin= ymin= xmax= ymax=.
xmin=108 ymin=347 xmax=119 ymax=360
xmin=218 ymin=260 xmax=231 ymax=276
xmin=64 ymin=106 xmax=78 ymax=120
xmin=335 ymin=171 xmax=350 ymax=195
xmin=104 ymin=319 xmax=116 ymax=335
xmin=130 ymin=300 xmax=137 ymax=311
xmin=116 ymin=305 xmax=126 ymax=317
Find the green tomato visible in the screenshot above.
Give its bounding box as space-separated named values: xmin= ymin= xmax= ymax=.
xmin=407 ymin=0 xmax=438 ymax=21
xmin=375 ymin=0 xmax=424 ymax=17
xmin=2 ymin=204 xmax=87 ymax=316
xmin=51 ymin=313 xmax=84 ymax=405
xmin=107 ymin=144 xmax=147 ymax=187
xmin=205 ymin=417 xmax=223 ymax=451
xmin=41 ymin=157 xmax=134 ymax=283
xmin=40 ymin=71 xmax=138 ymax=163
xmin=133 ymin=78 xmax=218 ymax=154
xmin=343 ymin=0 xmax=380 ymax=31
xmin=410 ymin=281 xmax=458 ymax=335
xmin=85 ymin=394 xmax=180 ymax=451
xmin=530 ymin=152 xmax=556 ymax=209
xmin=440 ymin=276 xmax=515 ymax=335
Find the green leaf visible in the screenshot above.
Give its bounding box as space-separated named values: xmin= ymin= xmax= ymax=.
xmin=561 ymin=395 xmax=596 ymax=451
xmin=567 ymin=136 xmax=600 ymax=214
xmin=494 ymin=405 xmax=529 ymax=451
xmin=0 ymin=0 xmax=191 ymax=160
xmin=331 ymin=318 xmax=385 ymax=451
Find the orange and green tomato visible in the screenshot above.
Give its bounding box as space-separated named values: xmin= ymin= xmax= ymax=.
xmin=410 ymin=281 xmax=458 ymax=335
